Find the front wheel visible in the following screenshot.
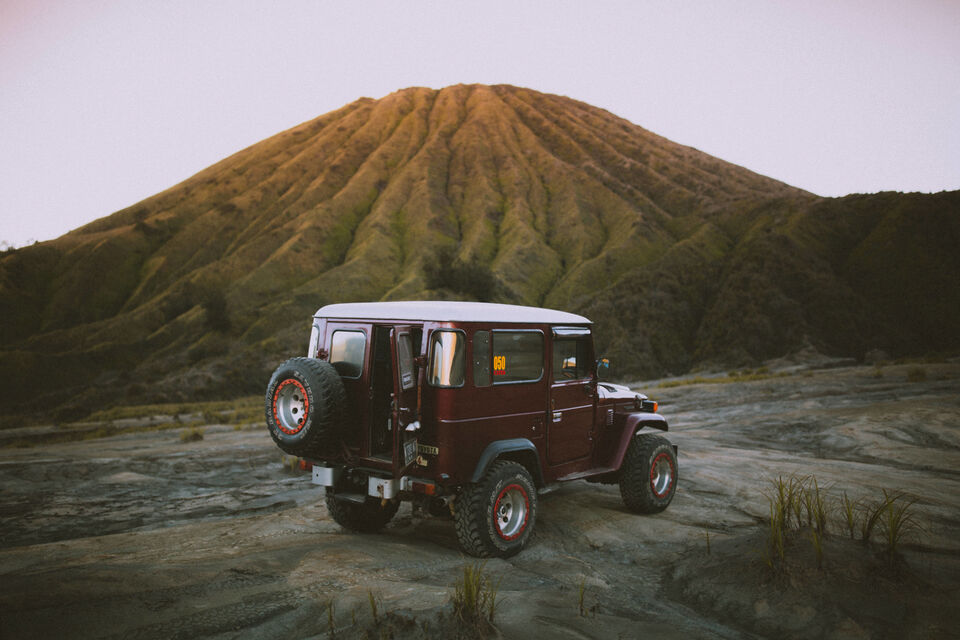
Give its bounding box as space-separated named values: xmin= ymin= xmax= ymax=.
xmin=619 ymin=434 xmax=678 ymax=513
xmin=454 ymin=460 xmax=537 ymax=558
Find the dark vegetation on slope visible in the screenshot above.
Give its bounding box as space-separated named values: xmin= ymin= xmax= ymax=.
xmin=1 ymin=85 xmax=957 ymax=423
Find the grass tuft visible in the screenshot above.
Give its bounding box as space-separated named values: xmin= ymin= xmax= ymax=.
xmin=763 ymin=475 xmax=792 ymax=568
xmin=367 ymin=590 xmax=379 ymax=626
xmin=859 ymin=495 xmax=890 ymax=544
xmin=878 ymin=489 xmax=920 ymax=561
xmin=809 ymin=525 xmax=824 ymax=570
xmin=839 ymin=492 xmax=859 ymax=539
xmin=179 ymin=426 xmax=204 ymax=442
xmin=806 ymin=476 xmax=828 ymax=534
xmin=762 ymin=475 xmax=925 ymax=575
xmin=452 ymin=562 xmax=501 ymax=631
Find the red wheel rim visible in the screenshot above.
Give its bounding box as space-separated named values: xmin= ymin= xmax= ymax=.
xmin=650 ymin=452 xmax=674 ymax=497
xmin=272 ymin=378 xmax=309 ymax=435
xmin=493 ymin=483 xmax=529 ymax=540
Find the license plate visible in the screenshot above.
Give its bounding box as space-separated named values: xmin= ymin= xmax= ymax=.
xmin=403 ymin=439 xmax=417 ymax=467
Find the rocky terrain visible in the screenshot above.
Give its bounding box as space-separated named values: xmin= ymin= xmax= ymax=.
xmin=2 ymin=360 xmax=958 ymax=639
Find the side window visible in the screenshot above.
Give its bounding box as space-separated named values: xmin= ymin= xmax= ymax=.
xmin=428 ymin=330 xmax=465 ymax=387
xmin=552 ymin=337 xmax=590 ymax=380
xmin=473 ymin=330 xmax=491 ymax=387
xmin=492 ymin=331 xmax=544 ymax=384
xmin=397 ymin=333 xmax=415 ymax=390
xmin=330 ymin=330 xmax=366 ymax=378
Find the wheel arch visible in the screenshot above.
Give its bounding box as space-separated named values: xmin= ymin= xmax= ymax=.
xmin=611 ymin=412 xmax=670 ymax=471
xmin=470 ymin=438 xmax=544 ymax=487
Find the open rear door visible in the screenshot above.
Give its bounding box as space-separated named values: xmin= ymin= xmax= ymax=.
xmin=391 ymin=326 xmax=420 ymax=475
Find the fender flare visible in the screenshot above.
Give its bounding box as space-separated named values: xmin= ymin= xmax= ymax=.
xmin=612 ymin=412 xmax=669 ymax=470
xmin=471 ymin=438 xmax=544 ymax=486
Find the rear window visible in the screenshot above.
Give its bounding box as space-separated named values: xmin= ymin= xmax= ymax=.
xmin=330 ymin=330 xmax=366 ymax=378
xmin=492 ymin=331 xmax=543 ymax=384
xmin=428 ymin=330 xmax=465 ymax=387
xmin=397 ymin=333 xmax=415 ymax=390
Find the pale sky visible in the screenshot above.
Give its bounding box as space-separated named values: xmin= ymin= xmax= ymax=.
xmin=1 ymin=1 xmax=958 ymax=248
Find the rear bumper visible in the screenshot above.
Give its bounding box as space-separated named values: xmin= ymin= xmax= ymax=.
xmin=312 ymin=464 xmax=437 ymax=499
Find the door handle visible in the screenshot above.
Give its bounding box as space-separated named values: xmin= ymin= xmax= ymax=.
xmin=552 ymin=411 xmax=562 ymax=423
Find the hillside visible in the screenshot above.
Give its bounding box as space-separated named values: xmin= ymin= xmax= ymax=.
xmin=1 ymin=84 xmax=958 ymax=421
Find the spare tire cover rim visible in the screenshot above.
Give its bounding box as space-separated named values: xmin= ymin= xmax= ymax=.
xmin=273 ymin=378 xmax=309 ymax=435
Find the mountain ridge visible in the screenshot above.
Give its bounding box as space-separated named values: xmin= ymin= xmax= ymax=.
xmin=1 ymin=84 xmax=956 ymax=421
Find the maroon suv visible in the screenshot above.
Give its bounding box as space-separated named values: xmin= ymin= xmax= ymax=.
xmin=265 ymin=301 xmax=677 ymax=557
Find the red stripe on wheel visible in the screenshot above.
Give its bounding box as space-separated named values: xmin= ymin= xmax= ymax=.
xmin=649 ymin=452 xmax=674 ymax=497
xmin=493 ymin=483 xmax=529 ymax=541
xmin=272 ymin=378 xmax=309 ymax=435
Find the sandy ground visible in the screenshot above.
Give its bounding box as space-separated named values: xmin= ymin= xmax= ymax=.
xmin=1 ymin=362 xmax=959 ymax=639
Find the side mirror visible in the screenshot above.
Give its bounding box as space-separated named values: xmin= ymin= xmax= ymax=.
xmin=595 ymin=358 xmax=610 ymax=380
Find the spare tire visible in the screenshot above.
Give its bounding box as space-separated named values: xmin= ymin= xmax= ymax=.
xmin=265 ymin=357 xmax=346 ymax=457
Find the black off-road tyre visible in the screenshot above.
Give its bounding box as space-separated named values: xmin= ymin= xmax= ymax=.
xmin=325 ymin=490 xmax=400 ymax=533
xmin=265 ymin=357 xmax=346 ymax=458
xmin=619 ymin=433 xmax=678 ymax=513
xmin=454 ymin=460 xmax=537 ymax=558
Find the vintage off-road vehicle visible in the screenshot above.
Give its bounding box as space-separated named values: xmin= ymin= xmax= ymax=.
xmin=265 ymin=301 xmax=677 ymax=557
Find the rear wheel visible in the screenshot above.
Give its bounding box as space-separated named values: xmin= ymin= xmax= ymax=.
xmin=619 ymin=433 xmax=677 ymax=513
xmin=325 ymin=490 xmax=400 ymax=533
xmin=454 ymin=460 xmax=537 ymax=558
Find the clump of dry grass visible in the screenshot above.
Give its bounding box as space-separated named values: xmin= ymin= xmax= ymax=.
xmin=809 ymin=525 xmax=824 ymax=569
xmin=763 ymin=475 xmax=795 ymax=567
xmin=839 ymin=492 xmax=859 ymax=539
xmin=452 ymin=562 xmax=501 ymax=633
xmin=763 ymin=475 xmax=922 ymax=573
xmin=874 ymin=490 xmax=921 ymax=560
xmin=367 ymin=590 xmax=380 ymax=626
xmin=179 ymin=426 xmax=204 ymax=443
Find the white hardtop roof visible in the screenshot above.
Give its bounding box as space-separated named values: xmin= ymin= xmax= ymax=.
xmin=315 ymin=301 xmax=590 ymax=325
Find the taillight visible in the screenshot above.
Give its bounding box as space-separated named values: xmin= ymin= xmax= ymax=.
xmin=411 ymin=481 xmax=436 ymax=495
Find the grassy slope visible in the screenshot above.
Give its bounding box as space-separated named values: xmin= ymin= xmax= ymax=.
xmin=0 ymin=84 xmax=957 ymax=420
xmin=587 ymin=191 xmax=960 ymax=374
